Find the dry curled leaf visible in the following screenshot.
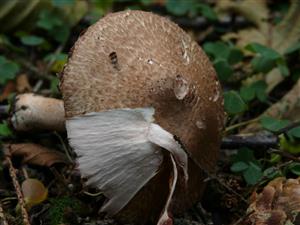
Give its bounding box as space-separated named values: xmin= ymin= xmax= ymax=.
xmin=6 ymin=143 xmax=68 ymax=167
xmin=21 ymin=178 xmax=48 ymax=210
xmin=217 ymin=0 xmax=300 ymax=93
xmin=243 ymin=177 xmax=300 ymax=225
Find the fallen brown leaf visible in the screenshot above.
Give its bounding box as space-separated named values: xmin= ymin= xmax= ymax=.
xmin=242 ymin=177 xmax=300 ymax=225
xmin=16 ymin=74 xmax=31 ymax=93
xmin=0 ymin=80 xmax=15 ymax=102
xmin=217 ymin=0 xmax=300 ymax=92
xmin=6 ymin=143 xmax=69 ymax=167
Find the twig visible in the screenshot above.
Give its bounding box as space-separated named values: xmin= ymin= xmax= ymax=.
xmin=0 ymin=105 xmax=9 ymax=114
xmin=274 ymin=120 xmax=300 ymax=135
xmin=231 ymin=210 xmax=254 ymax=225
xmin=14 ymin=57 xmax=52 ymax=81
xmin=0 ymin=202 xmax=8 ymax=225
xmin=225 ymin=117 xmax=260 ymax=133
xmin=221 ymin=132 xmax=278 ymax=150
xmin=185 ymin=152 xmax=248 ymax=204
xmin=54 ymin=131 xmax=73 ymax=162
xmin=5 ymin=156 xmax=30 ymax=225
xmin=268 ymin=148 xmax=300 ymax=163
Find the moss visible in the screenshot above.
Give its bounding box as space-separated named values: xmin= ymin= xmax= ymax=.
xmin=47 ymin=196 xmax=81 ymax=225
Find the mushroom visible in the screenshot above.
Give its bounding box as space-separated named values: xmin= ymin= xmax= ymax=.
xmin=60 ymin=10 xmax=224 ymax=225
xmin=10 ymin=93 xmax=65 ymax=132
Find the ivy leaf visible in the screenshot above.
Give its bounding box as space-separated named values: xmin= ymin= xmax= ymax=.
xmin=21 ymin=35 xmax=45 ymax=46
xmin=224 ymin=91 xmax=247 ymax=115
xmin=232 ymin=147 xmax=257 ymax=163
xmin=0 ymin=56 xmax=20 ymax=84
xmin=263 ymin=167 xmax=281 ymax=179
xmin=276 ymin=58 xmax=290 ymax=77
xmin=214 ymin=60 xmax=233 ymax=81
xmin=240 ymin=81 xmax=267 ymax=102
xmin=52 ymin=0 xmax=75 ymax=6
xmin=231 ymin=161 xmax=249 ymax=172
xmin=253 ymin=80 xmax=268 ymax=102
xmin=197 ymin=3 xmax=217 ymax=21
xmin=251 ymin=56 xmax=276 ymax=73
xmin=243 ymin=162 xmax=262 ymax=185
xmin=288 ymin=163 xmax=300 ymax=176
xmin=166 ymin=0 xmax=196 ymax=16
xmin=228 ymin=48 xmax=243 ymax=65
xmin=203 ymin=41 xmax=230 ymax=61
xmin=240 ymin=85 xmax=255 ymax=102
xmin=260 ymin=116 xmax=290 ymax=132
xmin=246 ymin=43 xmax=281 ymax=60
xmin=287 ymin=126 xmax=300 ymax=139
xmin=37 ymin=10 xmax=63 ymax=30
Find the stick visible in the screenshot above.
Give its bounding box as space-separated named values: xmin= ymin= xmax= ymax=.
xmin=5 ymin=155 xmax=30 ymax=225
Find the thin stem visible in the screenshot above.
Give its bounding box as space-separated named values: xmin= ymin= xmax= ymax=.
xmin=225 ymin=117 xmax=260 ymax=134
xmin=5 ymin=156 xmax=30 ymax=225
xmin=0 ymin=202 xmax=8 ymax=225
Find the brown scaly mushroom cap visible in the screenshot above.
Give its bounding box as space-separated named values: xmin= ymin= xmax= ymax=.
xmin=60 ymin=10 xmax=224 ymax=224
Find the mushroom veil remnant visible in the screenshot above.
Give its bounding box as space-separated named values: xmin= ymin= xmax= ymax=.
xmin=60 ymin=10 xmax=224 ymax=225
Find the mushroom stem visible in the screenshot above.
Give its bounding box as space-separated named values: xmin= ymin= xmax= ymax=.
xmin=10 ymin=93 xmax=65 ymax=132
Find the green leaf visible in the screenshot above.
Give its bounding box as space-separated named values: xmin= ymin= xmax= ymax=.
xmin=246 ymin=43 xmax=281 ymax=60
xmin=232 ymin=147 xmax=256 ymax=163
xmin=284 ymin=42 xmax=300 ymax=55
xmin=166 ymin=0 xmax=196 ymax=16
xmin=231 ymin=161 xmax=249 ymax=172
xmin=280 ymin=136 xmax=300 ymax=154
xmin=0 ymin=56 xmax=20 ymax=84
xmin=224 ymin=91 xmax=247 ymax=115
xmin=252 ymin=80 xmax=267 ymax=102
xmin=21 ymin=35 xmax=45 ymax=46
xmin=0 ymin=122 xmax=13 ymax=137
xmin=263 ymin=167 xmax=281 ymax=179
xmin=197 ymin=3 xmax=217 ymax=21
xmin=50 ymin=77 xmax=60 ymax=94
xmin=51 ymin=26 xmax=70 ymax=43
xmin=213 ymin=60 xmax=233 ymax=81
xmin=140 ymin=0 xmax=153 ymax=5
xmin=228 ymin=48 xmax=243 ymax=65
xmin=243 ymin=162 xmax=262 ymax=185
xmin=52 ymin=0 xmax=75 ymax=6
xmin=288 ymin=163 xmax=300 ymax=176
xmin=240 ymin=85 xmax=255 ymax=102
xmin=251 ymin=56 xmax=276 ymax=73
xmin=240 ymin=81 xmax=267 ymax=102
xmin=37 ymin=10 xmax=63 ymax=30
xmin=203 ymin=41 xmax=230 ymax=61
xmin=276 ymin=58 xmax=290 ymax=77
xmin=287 ymin=126 xmax=300 ymax=138
xmin=260 ymin=116 xmax=290 ymax=132
xmin=44 ymin=53 xmax=68 ymax=62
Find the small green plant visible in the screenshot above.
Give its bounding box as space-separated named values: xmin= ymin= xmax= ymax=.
xmin=224 ymin=91 xmax=247 ymax=115
xmin=48 ymin=196 xmax=81 ymax=225
xmin=230 ymin=148 xmax=263 ymax=185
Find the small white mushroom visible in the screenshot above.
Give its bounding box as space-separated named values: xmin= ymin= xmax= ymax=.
xmin=10 ymin=93 xmax=65 ymax=132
